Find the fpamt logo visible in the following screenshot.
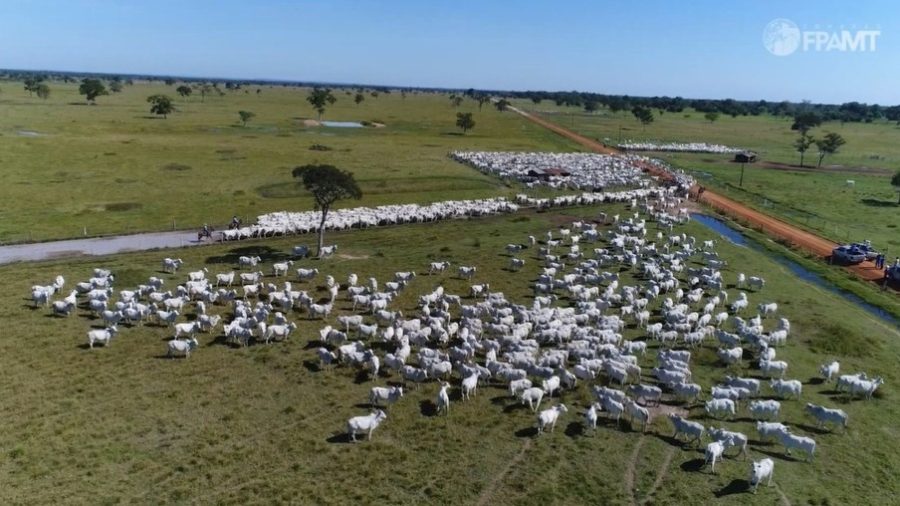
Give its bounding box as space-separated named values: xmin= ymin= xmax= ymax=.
xmin=763 ymin=18 xmax=880 ymax=56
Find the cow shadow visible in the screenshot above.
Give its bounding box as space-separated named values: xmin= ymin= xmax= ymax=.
xmin=680 ymin=458 xmax=706 ymax=473
xmin=754 ymin=448 xmax=797 ymax=462
xmin=714 ymin=479 xmax=749 ymax=498
xmin=302 ymin=360 xmax=320 ymax=373
xmin=515 ymin=427 xmax=539 ymax=438
xmin=794 ymin=423 xmax=830 ymax=435
xmin=419 ymin=400 xmax=438 ymax=417
xmin=326 ymin=433 xmax=353 ymax=444
xmin=564 ymin=422 xmax=583 ymax=438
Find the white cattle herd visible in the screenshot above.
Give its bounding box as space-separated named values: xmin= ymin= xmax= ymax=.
xmin=450 ymin=151 xmax=654 ymax=190
xmin=616 ymin=141 xmax=743 ymax=154
xmin=31 ymin=173 xmax=882 ymax=498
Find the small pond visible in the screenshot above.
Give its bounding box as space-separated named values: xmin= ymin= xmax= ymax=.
xmin=321 ymin=121 xmax=364 ymax=128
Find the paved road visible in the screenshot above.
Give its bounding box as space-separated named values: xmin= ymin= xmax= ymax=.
xmin=0 ymin=230 xmax=211 ymax=265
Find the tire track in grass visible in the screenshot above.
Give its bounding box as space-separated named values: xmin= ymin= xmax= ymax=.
xmin=475 ymin=439 xmax=531 ymax=506
xmin=775 ymin=482 xmax=792 ymax=506
xmin=623 ymin=437 xmax=645 ymax=506
xmin=639 ymin=446 xmax=675 ymax=505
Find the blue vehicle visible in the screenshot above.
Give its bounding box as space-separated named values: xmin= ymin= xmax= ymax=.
xmin=832 ymin=245 xmax=867 ymax=265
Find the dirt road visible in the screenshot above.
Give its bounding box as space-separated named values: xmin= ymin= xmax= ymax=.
xmin=510 ymin=106 xmax=892 ymax=285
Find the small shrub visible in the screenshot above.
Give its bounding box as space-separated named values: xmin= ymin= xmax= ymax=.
xmin=105 ymin=202 xmax=142 ymax=212
xmin=309 ymin=144 xmax=332 ymax=151
xmin=162 ymin=163 xmax=191 ymax=171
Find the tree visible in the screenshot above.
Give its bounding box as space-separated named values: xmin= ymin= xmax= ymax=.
xmin=495 ymin=99 xmax=510 ymax=112
xmin=23 ymin=77 xmax=43 ymax=96
xmin=164 ymin=78 xmax=176 ymax=86
xmin=704 ymin=111 xmax=720 ymax=123
xmin=307 ymin=87 xmax=337 ymax=120
xmin=793 ymin=133 xmax=814 ymax=167
xmin=147 ymin=94 xmax=174 ymax=118
xmin=450 ymin=96 xmax=463 ymax=108
xmin=892 ymin=171 xmax=900 ymax=204
xmin=456 ymin=112 xmax=475 ymax=134
xmin=584 ymin=101 xmax=599 ymax=113
xmin=531 ymin=97 xmax=542 ymax=105
xmin=109 ymin=80 xmax=123 ymax=93
xmin=196 ymin=83 xmax=213 ymax=103
xmin=238 ymin=110 xmax=256 ymax=127
xmin=176 ymin=85 xmax=192 ymax=98
xmin=35 ymin=83 xmax=50 ymax=100
xmin=291 ymin=165 xmax=362 ymax=257
xmin=354 ymin=92 xmax=365 ymax=106
xmin=79 ymin=78 xmax=108 ymax=103
xmin=815 ymin=132 xmax=846 ymax=167
xmin=631 ymin=105 xmax=654 ymax=129
xmin=791 ymin=111 xmax=823 ymax=134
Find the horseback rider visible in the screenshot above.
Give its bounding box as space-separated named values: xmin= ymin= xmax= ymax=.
xmin=230 ymin=215 xmax=241 ymax=229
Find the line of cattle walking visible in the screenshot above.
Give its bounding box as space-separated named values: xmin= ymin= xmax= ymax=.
xmin=29 ymin=191 xmax=883 ymax=498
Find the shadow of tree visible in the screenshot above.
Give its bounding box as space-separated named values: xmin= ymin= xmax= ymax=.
xmin=861 ymin=198 xmax=898 ymax=208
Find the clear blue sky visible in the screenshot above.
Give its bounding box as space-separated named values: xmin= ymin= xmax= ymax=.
xmin=1 ymin=0 xmax=896 ymax=104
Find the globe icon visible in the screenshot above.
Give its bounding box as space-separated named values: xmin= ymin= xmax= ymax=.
xmin=763 ymin=18 xmax=801 ymax=56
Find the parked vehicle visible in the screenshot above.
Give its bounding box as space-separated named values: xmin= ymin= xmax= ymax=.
xmin=849 ymin=241 xmax=879 ymax=260
xmin=832 ymin=245 xmax=867 ymax=265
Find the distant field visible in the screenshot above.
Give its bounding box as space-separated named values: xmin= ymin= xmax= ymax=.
xmin=3 ymin=206 xmax=898 ymax=505
xmin=0 ymin=82 xmax=580 ymax=242
xmin=522 ymin=101 xmax=900 ymax=250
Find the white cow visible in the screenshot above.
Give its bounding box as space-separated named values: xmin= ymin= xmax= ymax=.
xmin=669 ymin=414 xmax=705 ymax=446
xmin=748 ymin=458 xmax=774 ymax=493
xmin=167 ymin=337 xmax=199 ymax=358
xmin=805 ymin=403 xmax=848 ymax=431
xmin=777 ymin=431 xmax=816 ymax=461
xmin=346 ymin=410 xmax=387 ymax=442
xmin=704 ymin=441 xmax=725 ymax=473
xmin=705 ymin=398 xmax=736 ymax=420
xmin=537 ymin=404 xmax=568 ymax=434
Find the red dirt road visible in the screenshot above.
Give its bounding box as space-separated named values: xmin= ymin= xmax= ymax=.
xmin=510 ymin=106 xmax=892 ymax=285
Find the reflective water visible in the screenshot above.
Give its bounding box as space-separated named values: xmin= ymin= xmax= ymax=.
xmin=321 ymin=121 xmax=364 ymax=128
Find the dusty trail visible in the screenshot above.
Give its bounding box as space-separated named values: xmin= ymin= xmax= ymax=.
xmin=510 ymin=106 xmax=894 ymax=288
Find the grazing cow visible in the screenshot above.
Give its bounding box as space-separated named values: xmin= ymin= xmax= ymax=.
xmin=669 ymin=414 xmax=705 ymax=447
xmin=770 ymin=379 xmax=802 ymax=399
xmin=804 ymin=403 xmax=848 ymax=431
xmin=777 ymin=431 xmax=816 ymax=461
xmin=537 ymin=404 xmax=568 ymax=434
xmin=748 ymin=458 xmax=774 ymax=493
xmin=370 ymin=386 xmax=403 ymax=408
xmin=519 ymin=387 xmax=544 ymax=412
xmin=705 ymin=398 xmax=736 ymax=420
xmin=704 ymin=441 xmax=725 ymax=473
xmin=819 ymin=360 xmax=840 ymax=382
xmin=346 ymin=410 xmax=387 ymax=442
xmin=436 ymin=382 xmax=451 ymax=415
xmin=756 ymin=421 xmax=789 ymax=443
xmin=708 ymin=427 xmax=749 ymax=459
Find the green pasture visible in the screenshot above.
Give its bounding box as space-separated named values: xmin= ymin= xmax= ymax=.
xmin=3 ymin=205 xmax=897 ymax=505
xmin=0 ymin=82 xmax=579 ymax=242
xmin=521 ymin=101 xmax=900 ymax=249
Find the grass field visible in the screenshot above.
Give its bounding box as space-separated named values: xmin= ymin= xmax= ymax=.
xmin=0 ymin=82 xmax=581 ymax=242
xmin=521 ymin=101 xmax=900 ymax=251
xmin=4 ymin=205 xmax=898 ymax=505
